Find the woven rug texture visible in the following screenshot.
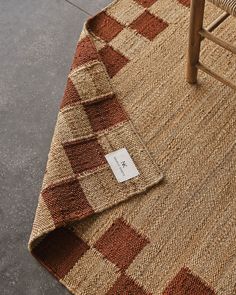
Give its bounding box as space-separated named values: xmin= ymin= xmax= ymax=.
xmin=29 ymin=0 xmax=236 ymax=294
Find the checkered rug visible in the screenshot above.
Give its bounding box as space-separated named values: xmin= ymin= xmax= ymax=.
xmin=29 ymin=0 xmax=236 ymax=294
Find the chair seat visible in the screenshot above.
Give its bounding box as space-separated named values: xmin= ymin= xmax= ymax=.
xmin=208 ymin=0 xmax=236 ymax=16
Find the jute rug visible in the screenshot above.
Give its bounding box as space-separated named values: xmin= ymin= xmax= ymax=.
xmin=29 ymin=0 xmax=236 ymax=294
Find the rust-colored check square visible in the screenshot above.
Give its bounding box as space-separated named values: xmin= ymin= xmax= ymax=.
xmin=42 ymin=178 xmax=94 ymax=226
xmin=99 ymin=45 xmax=129 ymax=78
xmin=177 ymin=0 xmax=191 ymax=7
xmin=63 ymin=137 xmax=106 ymax=175
xmin=106 ymin=274 xmax=151 ymax=295
xmin=163 ymin=267 xmax=216 ymax=295
xmin=130 ymin=11 xmax=168 ymax=41
xmin=84 ymin=95 xmax=128 ymax=132
xmin=94 ymin=218 xmax=149 ymax=270
xmin=32 ymin=228 xmax=90 ymax=279
xmin=71 ymin=36 xmax=100 ymax=70
xmin=134 ymin=0 xmax=157 ymax=8
xmin=88 ymin=11 xmax=124 ymax=42
xmin=60 ymin=78 xmax=81 ymax=109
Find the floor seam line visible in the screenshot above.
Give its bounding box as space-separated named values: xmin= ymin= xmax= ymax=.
xmin=64 ymin=0 xmax=92 ymax=16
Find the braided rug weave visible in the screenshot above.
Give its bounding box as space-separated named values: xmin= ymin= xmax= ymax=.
xmin=209 ymin=0 xmax=236 ymax=16
xmin=29 ymin=0 xmax=236 ymax=294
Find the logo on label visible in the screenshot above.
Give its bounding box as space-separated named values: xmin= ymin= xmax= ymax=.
xmin=105 ymin=148 xmax=140 ymax=183
xmin=121 ymin=161 xmax=127 ymax=168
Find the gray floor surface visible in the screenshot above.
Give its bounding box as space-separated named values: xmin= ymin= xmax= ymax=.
xmin=0 ymin=1 xmax=112 ymax=294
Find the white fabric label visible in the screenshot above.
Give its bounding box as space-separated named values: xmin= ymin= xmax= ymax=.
xmin=105 ymin=148 xmax=140 ymax=183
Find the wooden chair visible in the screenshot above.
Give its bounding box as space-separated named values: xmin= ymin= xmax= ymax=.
xmin=186 ymin=0 xmax=236 ymax=90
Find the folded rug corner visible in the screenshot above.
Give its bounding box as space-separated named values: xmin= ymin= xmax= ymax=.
xmin=29 ymin=1 xmax=164 ymax=289
xmin=29 ymin=0 xmax=236 ymax=294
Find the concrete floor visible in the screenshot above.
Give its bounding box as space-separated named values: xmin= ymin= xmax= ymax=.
xmin=0 ymin=1 xmax=112 ymax=294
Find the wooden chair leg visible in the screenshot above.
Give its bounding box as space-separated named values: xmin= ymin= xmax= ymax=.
xmin=186 ymin=0 xmax=206 ymax=84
